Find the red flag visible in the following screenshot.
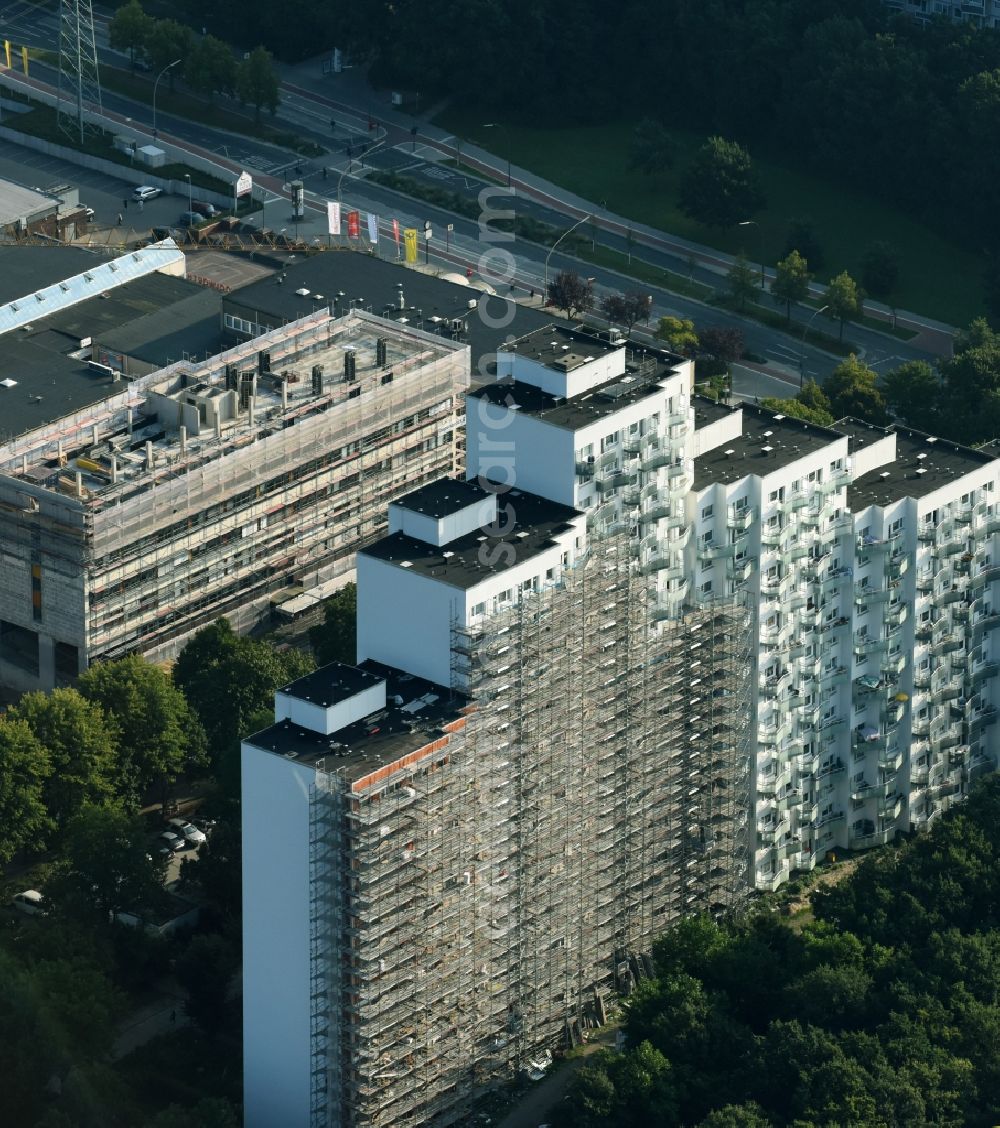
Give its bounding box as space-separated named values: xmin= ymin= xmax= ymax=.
xmin=392 ymin=218 xmax=400 ymax=246
xmin=347 ymin=210 xmax=360 ymax=239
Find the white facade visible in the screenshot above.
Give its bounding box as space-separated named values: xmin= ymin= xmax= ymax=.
xmin=242 ymin=745 xmax=317 ymax=1128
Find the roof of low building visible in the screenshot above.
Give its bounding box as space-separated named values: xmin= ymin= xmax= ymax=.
xmin=392 ymin=477 xmax=489 ymax=520
xmin=277 ymin=662 xmax=384 ymax=709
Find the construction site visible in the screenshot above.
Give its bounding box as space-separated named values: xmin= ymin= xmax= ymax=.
xmin=295 ymin=535 xmax=753 ymax=1128
xmin=0 ymin=307 xmax=467 ymax=690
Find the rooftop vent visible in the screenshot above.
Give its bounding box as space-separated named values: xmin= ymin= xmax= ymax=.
xmin=295 ymin=287 xmax=310 ymax=297
xmin=917 ymin=452 xmax=927 ymax=460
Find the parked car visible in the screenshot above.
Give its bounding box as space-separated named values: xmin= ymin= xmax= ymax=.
xmin=133 ymin=185 xmax=162 ymax=201
xmin=168 ymin=818 xmax=207 ymax=846
xmin=158 ymin=830 xmax=185 ymax=854
xmin=11 ymin=890 xmax=45 ymax=915
xmin=178 ymin=210 xmax=201 ymax=227
xmin=190 ymin=200 xmax=216 ymax=217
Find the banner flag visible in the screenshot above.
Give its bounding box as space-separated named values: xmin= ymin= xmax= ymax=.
xmin=327 ymin=201 xmax=341 ymax=236
xmin=392 ymin=218 xmax=400 ymax=246
xmin=367 ymin=212 xmax=379 ymax=243
xmin=403 ymin=228 xmax=418 ymax=263
xmin=347 ymin=210 xmax=361 ymax=238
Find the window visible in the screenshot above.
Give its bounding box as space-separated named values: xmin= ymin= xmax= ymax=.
xmin=701 ymin=504 xmax=714 ymax=520
xmin=701 ymin=580 xmax=713 ymax=595
xmin=30 ymin=562 xmax=41 ymax=622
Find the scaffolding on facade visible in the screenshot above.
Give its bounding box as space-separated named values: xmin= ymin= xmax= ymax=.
xmin=301 ymin=533 xmax=753 ymax=1128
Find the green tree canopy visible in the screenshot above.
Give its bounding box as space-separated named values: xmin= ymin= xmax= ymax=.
xmin=174 ymin=618 xmax=312 ymax=755
xmin=826 ymin=270 xmax=864 ymax=341
xmin=678 ymin=136 xmax=765 ymax=230
xmin=309 ymin=584 xmax=358 ymax=667
xmin=184 ymin=34 xmax=236 ymax=103
xmin=176 ymin=933 xmax=239 ymax=1037
xmin=879 ymin=359 xmax=941 ymax=432
xmin=861 ymin=240 xmax=900 ymax=303
xmin=726 ymin=252 xmax=758 ymax=311
xmin=628 ymin=117 xmax=675 ymax=177
xmin=656 ymin=316 xmax=698 ymax=355
xmin=771 ymin=250 xmax=811 ymax=322
xmin=236 ymin=45 xmax=280 ymax=123
xmin=108 ymin=0 xmax=152 ymax=69
xmin=759 ymin=397 xmax=834 ymax=426
xmin=52 ymin=804 xmax=165 ymax=918
xmin=0 ymin=716 xmax=52 ymax=863
xmin=8 ymin=688 xmax=117 ymax=834
xmin=600 ymin=291 xmax=653 ymax=336
xmin=822 ymin=355 xmax=888 ymax=424
xmin=782 ymin=217 xmax=825 ymax=272
xmin=78 ymin=655 xmax=206 ymax=808
xmin=145 ymin=19 xmax=195 ymax=90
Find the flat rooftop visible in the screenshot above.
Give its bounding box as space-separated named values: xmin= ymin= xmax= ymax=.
xmin=248 ymin=660 xmax=467 ymax=781
xmin=471 ymin=354 xmax=676 ymax=432
xmin=394 ymin=477 xmax=489 ymax=520
xmin=361 ymin=486 xmax=579 ymax=590
xmin=693 ymin=402 xmax=845 ymax=490
xmin=223 ymin=249 xmax=553 ymax=377
xmin=0 ymin=178 xmax=57 ymax=225
xmin=506 ymin=323 xmax=622 ymax=371
xmin=693 ymin=393 xmax=740 ymax=429
xmin=278 ymin=662 xmax=384 ymax=709
xmin=0 ymin=245 xmax=109 ymax=306
xmin=94 ymin=288 xmax=223 ymax=368
xmin=3 ymin=309 xmax=465 ymax=501
xmin=847 ymin=426 xmax=997 ymax=509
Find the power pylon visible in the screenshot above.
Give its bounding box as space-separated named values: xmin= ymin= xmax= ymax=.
xmin=57 ymin=0 xmax=103 ymax=146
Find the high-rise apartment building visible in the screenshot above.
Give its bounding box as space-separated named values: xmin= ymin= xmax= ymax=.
xmin=242 ymin=323 xmax=1000 ymax=1126
xmin=242 ymin=328 xmax=753 ymax=1126
xmin=884 ymin=0 xmax=1000 ymax=28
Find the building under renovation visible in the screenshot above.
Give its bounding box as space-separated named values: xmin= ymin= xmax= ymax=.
xmin=0 ymin=308 xmax=466 ymax=689
xmin=242 ymin=334 xmax=754 ymax=1127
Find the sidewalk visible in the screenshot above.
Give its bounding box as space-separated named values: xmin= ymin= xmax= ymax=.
xmin=112 ymin=979 xmax=188 ymax=1060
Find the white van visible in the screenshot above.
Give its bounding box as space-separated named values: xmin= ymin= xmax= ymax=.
xmin=11 ymin=890 xmax=45 ymax=915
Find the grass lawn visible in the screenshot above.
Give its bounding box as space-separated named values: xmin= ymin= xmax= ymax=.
xmin=435 ymin=109 xmax=983 ymax=328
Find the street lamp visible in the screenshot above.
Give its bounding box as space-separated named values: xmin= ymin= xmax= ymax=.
xmin=799 ymin=304 xmax=830 ymax=390
xmin=483 ymin=122 xmax=511 ymax=188
xmin=183 ymin=173 xmax=192 ymax=214
xmin=738 ymin=219 xmax=765 ymax=289
xmin=544 ymin=213 xmax=593 ymax=298
xmin=152 ymin=58 xmax=182 ymax=139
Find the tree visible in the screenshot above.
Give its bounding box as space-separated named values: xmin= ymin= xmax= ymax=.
xmin=78 ymin=655 xmax=206 ymax=809
xmin=782 ymin=217 xmax=825 ymax=273
xmin=145 ymin=19 xmax=195 ymax=90
xmin=771 ymin=251 xmax=811 ymax=322
xmin=726 ymin=253 xmax=758 ymax=311
xmin=759 ymin=397 xmax=834 ymax=426
xmin=601 ymin=291 xmax=653 ymax=336
xmin=0 ymin=716 xmax=52 ymax=863
xmin=179 ymin=815 xmax=241 ymax=929
xmin=798 ymin=377 xmax=832 ymax=416
xmin=822 ymin=355 xmax=888 ymax=424
xmin=826 ymin=270 xmax=864 ymax=341
xmin=108 ymin=0 xmax=152 ymax=70
xmin=176 ymin=933 xmax=239 ymax=1037
xmin=174 ymin=618 xmax=312 ymax=755
xmin=547 ymin=270 xmax=593 ymax=319
xmin=879 ymin=359 xmax=941 ymax=431
xmin=656 ymin=316 xmax=698 ymax=355
xmin=9 ymin=688 xmax=117 ymax=835
xmin=937 ymin=322 xmax=1000 ymax=443
xmin=147 ymin=1099 xmax=240 ymax=1128
xmin=629 ymin=117 xmax=675 ymax=177
xmin=54 ymin=805 xmax=165 ymax=918
xmin=184 ymin=34 xmax=236 ymax=104
xmin=236 ymin=45 xmax=280 ymax=124
xmin=678 ymin=136 xmax=765 ymax=230
xmin=861 ymin=241 xmax=900 ymax=303
xmin=309 ymin=584 xmax=358 ymax=668
xmin=698 ymin=326 xmax=745 ymax=367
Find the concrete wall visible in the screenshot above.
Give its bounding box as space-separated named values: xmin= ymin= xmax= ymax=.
xmin=242 ymin=744 xmax=317 ymax=1128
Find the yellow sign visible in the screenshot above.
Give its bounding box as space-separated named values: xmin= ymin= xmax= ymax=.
xmin=403 ymin=227 xmax=418 ymax=264
xmin=21 ymin=45 xmax=28 ymax=75
xmin=4 ymin=41 xmax=10 ymax=69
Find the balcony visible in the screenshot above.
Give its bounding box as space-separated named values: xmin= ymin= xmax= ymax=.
xmin=639 ymin=502 xmax=672 ymax=525
xmin=972 ymin=563 xmax=1000 ymax=587
xmin=879 ymin=746 xmax=905 ymax=774
xmin=813 ymin=809 xmax=845 ymax=830
xmin=640 ymin=446 xmax=671 ymax=472
xmin=818 ymin=469 xmax=851 ymax=494
xmin=851 ymin=777 xmax=898 ymax=801
xmin=597 ymin=470 xmax=639 ymax=493
xmin=878 ymin=794 xmax=904 ymax=820
xmin=849 ymin=825 xmax=896 ymax=848
xmin=970 ymin=708 xmax=999 ymax=738
xmin=817 ymin=757 xmax=846 ymax=778
xmin=697 ymin=541 xmax=734 ymax=562
xmin=726 ymin=557 xmax=755 ymax=585
xmin=939 ymin=540 xmax=967 ymax=558
xmin=784 ymin=491 xmax=812 ymax=513
xmin=575 ymin=459 xmax=596 ymax=479
xmin=931 ymin=635 xmax=963 ymax=657
xmin=759 ymin=671 xmax=792 ymax=699
xmin=727 ymin=505 xmax=757 ymax=533
xmin=820 ymin=567 xmax=853 ymax=591
xmin=857 ymin=534 xmax=890 ymax=553
xmin=855 ymin=584 xmax=891 ymax=605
